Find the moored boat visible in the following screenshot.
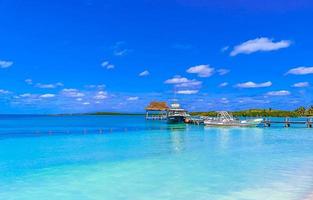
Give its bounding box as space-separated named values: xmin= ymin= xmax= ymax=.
xmin=204 ymin=111 xmax=262 ymax=127
xmin=167 ymin=103 xmax=190 ymax=124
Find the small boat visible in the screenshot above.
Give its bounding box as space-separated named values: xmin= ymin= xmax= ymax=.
xmin=167 ymin=103 xmax=190 ymax=124
xmin=204 ymin=111 xmax=262 ymax=127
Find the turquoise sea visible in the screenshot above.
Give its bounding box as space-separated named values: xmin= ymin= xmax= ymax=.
xmin=0 ymin=115 xmax=313 ymax=200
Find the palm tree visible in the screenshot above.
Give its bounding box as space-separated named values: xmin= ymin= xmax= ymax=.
xmin=295 ymin=106 xmax=306 ymax=116
xmin=307 ymin=106 xmax=313 ymax=116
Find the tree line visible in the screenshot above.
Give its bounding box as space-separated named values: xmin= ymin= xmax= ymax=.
xmin=191 ymin=106 xmax=313 ymax=117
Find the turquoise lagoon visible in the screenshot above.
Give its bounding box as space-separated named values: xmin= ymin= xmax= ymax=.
xmin=0 ymin=115 xmax=313 ymax=200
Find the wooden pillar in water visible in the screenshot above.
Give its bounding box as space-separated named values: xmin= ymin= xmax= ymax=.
xmin=284 ymin=117 xmax=290 ymax=128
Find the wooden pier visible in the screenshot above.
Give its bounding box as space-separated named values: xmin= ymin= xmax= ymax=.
xmin=145 ymin=115 xmax=167 ymax=120
xmin=145 ymin=101 xmax=168 ymax=120
xmin=262 ymin=118 xmax=313 ymax=128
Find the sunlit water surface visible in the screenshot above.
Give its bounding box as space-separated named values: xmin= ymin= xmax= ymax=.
xmin=0 ymin=115 xmax=313 ymax=200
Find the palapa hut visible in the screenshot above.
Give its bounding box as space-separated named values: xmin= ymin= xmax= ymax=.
xmin=145 ymin=101 xmax=169 ymax=120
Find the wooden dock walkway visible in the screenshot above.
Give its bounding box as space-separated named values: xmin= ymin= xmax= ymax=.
xmin=263 ymin=118 xmax=313 ymax=128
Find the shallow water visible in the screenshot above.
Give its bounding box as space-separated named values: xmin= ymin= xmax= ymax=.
xmin=0 ymin=115 xmax=313 ymax=200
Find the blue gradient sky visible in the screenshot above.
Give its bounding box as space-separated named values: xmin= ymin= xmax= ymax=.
xmin=0 ymin=0 xmax=313 ymax=113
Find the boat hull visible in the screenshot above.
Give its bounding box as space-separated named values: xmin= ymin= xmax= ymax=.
xmin=204 ymin=119 xmax=263 ymax=127
xmin=167 ymin=116 xmax=186 ymax=124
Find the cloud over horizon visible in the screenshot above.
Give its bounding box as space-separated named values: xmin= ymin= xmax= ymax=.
xmin=186 ymin=65 xmax=214 ymax=77
xmin=0 ymin=60 xmax=13 ymax=68
xmin=292 ymin=82 xmax=309 ymax=88
xmin=266 ymin=90 xmax=291 ymax=96
xmin=235 ymin=81 xmax=272 ymax=88
xmin=286 ymin=66 xmax=313 ymax=75
xmin=230 ymin=37 xmax=291 ymax=56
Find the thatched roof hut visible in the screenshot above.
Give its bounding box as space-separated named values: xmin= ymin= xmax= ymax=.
xmin=145 ymin=101 xmax=169 ymax=111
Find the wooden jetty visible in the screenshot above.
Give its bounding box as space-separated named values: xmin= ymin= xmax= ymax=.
xmin=262 ymin=117 xmax=313 ymax=128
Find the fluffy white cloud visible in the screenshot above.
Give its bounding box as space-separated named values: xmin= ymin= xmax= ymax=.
xmin=235 ymin=81 xmax=272 ymax=88
xmin=220 ymin=97 xmax=229 ymax=104
xmin=101 ymin=61 xmax=115 ymax=69
xmin=292 ymin=82 xmax=309 ymax=88
xmin=176 ymin=90 xmax=198 ymax=94
xmin=94 ymin=91 xmax=107 ymax=100
xmin=0 ymin=89 xmax=9 ymax=94
xmin=113 ymin=41 xmax=131 ymax=56
xmin=127 ymin=96 xmax=139 ymax=101
xmin=25 ymin=79 xmax=33 ymax=85
xmin=230 ymin=37 xmax=291 ymax=56
xmin=19 ymin=93 xmax=31 ymax=98
xmin=175 ymin=80 xmax=202 ymax=88
xmin=266 ymin=90 xmax=290 ymax=96
xmin=40 ymin=94 xmax=55 ymax=98
xmin=139 ymin=70 xmax=149 ymax=76
xmin=286 ymin=66 xmax=313 ymax=75
xmin=36 ymin=82 xmax=63 ymax=89
xmin=165 ymin=76 xmax=202 ymax=89
xmin=61 ymin=88 xmax=85 ymax=97
xmin=82 ymin=102 xmax=90 ymax=105
xmin=219 ymin=82 xmax=228 ymax=87
xmin=217 ymin=69 xmax=230 ymax=75
xmin=186 ymin=65 xmax=214 ymax=77
xmin=165 ymin=76 xmax=190 ymax=84
xmin=0 ymin=60 xmax=13 ymax=68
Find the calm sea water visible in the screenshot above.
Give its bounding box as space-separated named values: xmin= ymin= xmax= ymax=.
xmin=0 ymin=115 xmax=313 ymax=200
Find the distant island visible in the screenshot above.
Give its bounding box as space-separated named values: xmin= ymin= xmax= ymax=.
xmin=85 ymin=106 xmax=313 ymax=118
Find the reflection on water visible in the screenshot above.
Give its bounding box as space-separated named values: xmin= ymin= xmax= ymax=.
xmin=0 ymin=116 xmax=313 ymax=200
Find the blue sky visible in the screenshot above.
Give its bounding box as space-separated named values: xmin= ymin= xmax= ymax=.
xmin=1 ymin=0 xmax=313 ymax=113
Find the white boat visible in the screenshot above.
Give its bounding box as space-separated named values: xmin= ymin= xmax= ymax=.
xmin=204 ymin=111 xmax=263 ymax=127
xmin=167 ymin=103 xmax=190 ymax=124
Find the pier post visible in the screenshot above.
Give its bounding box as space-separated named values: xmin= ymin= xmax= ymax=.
xmin=284 ymin=117 xmax=290 ymax=128
xmin=307 ymin=119 xmax=312 ymax=128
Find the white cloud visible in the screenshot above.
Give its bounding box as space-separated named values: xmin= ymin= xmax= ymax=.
xmin=175 ymin=80 xmax=202 ymax=88
xmin=176 ymin=90 xmax=198 ymax=94
xmin=19 ymin=93 xmax=31 ymax=98
xmin=127 ymin=96 xmax=139 ymax=101
xmin=230 ymin=37 xmax=291 ymax=56
xmin=76 ymin=98 xmax=83 ymax=101
xmin=186 ymin=65 xmax=214 ymax=77
xmin=61 ymin=88 xmax=85 ymax=97
xmin=217 ymin=69 xmax=230 ymax=75
xmin=101 ymin=61 xmax=115 ymax=69
xmin=101 ymin=61 xmax=109 ymax=67
xmin=107 ymin=64 xmax=115 ymax=69
xmin=82 ymin=102 xmax=90 ymax=105
xmin=139 ymin=70 xmax=149 ymax=76
xmin=266 ymin=90 xmax=290 ymax=96
xmin=86 ymin=84 xmax=105 ymax=89
xmin=220 ymin=97 xmax=229 ymax=104
xmin=94 ymin=91 xmax=107 ymax=100
xmin=235 ymin=81 xmax=272 ymax=88
xmin=40 ymin=94 xmax=55 ymax=98
xmin=165 ymin=76 xmax=190 ymax=84
xmin=165 ymin=76 xmax=201 ymax=89
xmin=219 ymin=82 xmax=228 ymax=87
xmin=0 ymin=89 xmax=9 ymax=94
xmin=0 ymin=60 xmax=13 ymax=68
xmin=286 ymin=66 xmax=313 ymax=75
xmin=292 ymin=82 xmax=309 ymax=88
xmin=25 ymin=79 xmax=33 ymax=85
xmin=113 ymin=41 xmax=131 ymax=56
xmin=35 ymin=82 xmax=63 ymax=89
